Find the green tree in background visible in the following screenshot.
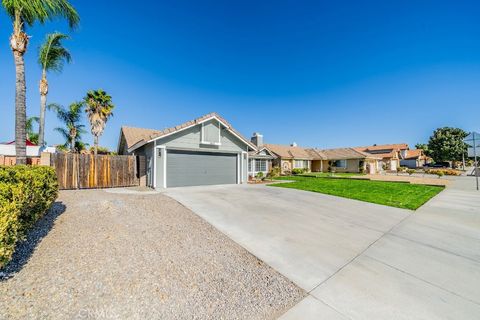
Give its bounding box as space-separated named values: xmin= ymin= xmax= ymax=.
xmin=26 ymin=116 xmax=40 ymax=144
xmin=414 ymin=143 xmax=430 ymax=156
xmin=427 ymin=127 xmax=468 ymax=165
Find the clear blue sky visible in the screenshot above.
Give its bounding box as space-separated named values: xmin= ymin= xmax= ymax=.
xmin=1 ymin=0 xmax=479 ymax=150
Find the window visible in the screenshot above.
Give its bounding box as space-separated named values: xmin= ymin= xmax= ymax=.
xmin=294 ymin=160 xmax=309 ymax=168
xmin=334 ymin=159 xmax=347 ymax=168
xmin=248 ymin=159 xmax=253 ymax=172
xmin=255 ymin=159 xmax=267 ymax=172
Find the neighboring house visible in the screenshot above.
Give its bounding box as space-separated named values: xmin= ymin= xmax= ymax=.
xmin=400 ymin=149 xmax=431 ymax=168
xmin=248 ymin=133 xmax=276 ymax=178
xmin=0 ymin=139 xmax=41 ymax=157
xmin=354 ymin=143 xmax=409 ymax=171
xmin=308 ymin=148 xmax=381 ymax=174
xmin=265 ymin=143 xmax=381 ymax=174
xmin=265 ymin=143 xmax=315 ymax=174
xmin=118 ymin=112 xmax=257 ymax=188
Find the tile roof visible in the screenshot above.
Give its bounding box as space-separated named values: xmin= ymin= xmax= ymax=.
xmin=264 ymin=144 xmax=316 ymax=159
xmin=264 ymin=144 xmax=379 ymax=160
xmin=319 ymin=148 xmax=379 ymax=160
xmin=355 ymin=143 xmax=409 ymax=152
xmin=120 ymin=126 xmax=161 ymax=149
xmin=404 ymin=149 xmax=427 ymax=160
xmin=122 ymin=112 xmax=256 ymax=152
xmin=353 ymin=143 xmax=409 ymax=160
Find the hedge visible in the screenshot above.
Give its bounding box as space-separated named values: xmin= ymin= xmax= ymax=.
xmin=0 ymin=166 xmax=58 ymax=268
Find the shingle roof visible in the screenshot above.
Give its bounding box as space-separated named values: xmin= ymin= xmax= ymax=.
xmin=319 ymin=148 xmax=379 ymax=160
xmin=123 ymin=112 xmax=256 ymax=152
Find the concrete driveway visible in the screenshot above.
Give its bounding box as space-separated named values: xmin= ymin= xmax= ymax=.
xmin=166 ymin=178 xmax=480 ymax=319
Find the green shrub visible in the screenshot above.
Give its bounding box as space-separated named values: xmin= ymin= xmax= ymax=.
xmin=0 ymin=166 xmax=58 ymax=268
xmin=406 ymin=169 xmax=416 ymax=176
xmin=255 ymin=171 xmax=264 ymax=180
xmin=397 ymin=166 xmax=406 ymax=173
xmin=425 ymin=168 xmax=461 ymax=176
xmin=292 ymin=168 xmax=306 ymax=175
xmin=267 ymin=166 xmax=281 ymax=179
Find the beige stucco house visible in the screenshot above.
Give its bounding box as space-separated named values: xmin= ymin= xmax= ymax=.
xmin=354 ymin=143 xmax=409 ymax=171
xmin=264 ymin=143 xmax=381 ymax=174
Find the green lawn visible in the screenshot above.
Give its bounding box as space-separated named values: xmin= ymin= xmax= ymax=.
xmin=300 ymin=172 xmax=363 ymax=178
xmin=271 ymin=176 xmax=444 ymax=210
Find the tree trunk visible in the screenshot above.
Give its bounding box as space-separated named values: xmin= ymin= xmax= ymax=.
xmin=94 ymin=135 xmax=98 ymax=156
xmin=11 ymin=14 xmax=29 ymax=165
xmin=12 ymin=47 xmax=27 ymax=165
xmin=39 ymin=71 xmax=48 ymax=146
xmin=71 ymin=135 xmax=75 ymax=153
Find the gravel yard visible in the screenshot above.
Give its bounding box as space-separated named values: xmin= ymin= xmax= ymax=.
xmin=0 ymin=189 xmax=304 ymax=320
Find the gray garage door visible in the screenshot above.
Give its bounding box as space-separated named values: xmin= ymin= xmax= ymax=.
xmin=167 ymin=150 xmax=237 ymax=187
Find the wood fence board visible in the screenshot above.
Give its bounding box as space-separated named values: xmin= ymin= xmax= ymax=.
xmin=51 ymin=154 xmax=139 ymax=190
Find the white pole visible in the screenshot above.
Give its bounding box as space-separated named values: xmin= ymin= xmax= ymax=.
xmin=474 ymin=133 xmax=479 ymax=191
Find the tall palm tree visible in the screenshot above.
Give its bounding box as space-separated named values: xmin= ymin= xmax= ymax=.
xmin=26 ymin=116 xmax=40 ymax=144
xmin=83 ymin=89 xmax=115 ymax=156
xmin=48 ymin=102 xmax=85 ymax=152
xmin=38 ymin=32 xmax=71 ymax=146
xmin=1 ymin=0 xmax=79 ymax=164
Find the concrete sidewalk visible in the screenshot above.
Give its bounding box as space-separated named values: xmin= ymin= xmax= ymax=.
xmin=285 ymin=176 xmax=480 ymax=319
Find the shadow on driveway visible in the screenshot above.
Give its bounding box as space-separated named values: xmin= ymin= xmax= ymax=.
xmin=0 ymin=202 xmax=66 ymax=280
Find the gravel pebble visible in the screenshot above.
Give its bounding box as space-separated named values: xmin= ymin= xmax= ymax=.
xmin=0 ymin=189 xmax=305 ymax=319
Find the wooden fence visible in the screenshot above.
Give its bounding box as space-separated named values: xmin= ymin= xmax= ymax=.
xmin=50 ymin=153 xmax=141 ymax=190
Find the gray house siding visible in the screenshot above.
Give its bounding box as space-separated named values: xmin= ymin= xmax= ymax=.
xmin=156 ymin=122 xmax=246 ymax=153
xmin=133 ymin=142 xmax=154 ymax=187
xmin=149 ymin=120 xmax=249 ymax=189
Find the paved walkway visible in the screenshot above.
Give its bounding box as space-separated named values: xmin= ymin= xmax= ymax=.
xmin=166 ymin=177 xmax=480 ymax=319
xmin=283 ymin=176 xmax=480 ymax=319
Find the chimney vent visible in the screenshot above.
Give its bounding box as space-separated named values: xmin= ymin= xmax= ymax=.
xmin=291 ymin=142 xmax=297 ymax=147
xmin=251 ymin=133 xmax=263 ymax=148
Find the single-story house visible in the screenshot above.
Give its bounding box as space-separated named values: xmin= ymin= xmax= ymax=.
xmin=400 ymin=149 xmax=431 ymax=168
xmin=354 ymin=143 xmax=409 ymax=171
xmin=118 ymin=112 xmax=258 ymax=188
xmin=248 ymin=133 xmax=276 ymax=178
xmin=308 ymin=148 xmax=381 ymax=174
xmin=265 ymin=143 xmax=381 ymax=174
xmin=265 ymin=143 xmax=315 ymax=174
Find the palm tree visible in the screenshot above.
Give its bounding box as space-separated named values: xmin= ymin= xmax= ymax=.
xmin=48 ymin=102 xmax=85 ymax=152
xmin=26 ymin=116 xmax=40 ymax=144
xmin=38 ymin=32 xmax=71 ymax=146
xmin=1 ymin=0 xmax=79 ymax=164
xmin=83 ymin=90 xmax=115 ymax=156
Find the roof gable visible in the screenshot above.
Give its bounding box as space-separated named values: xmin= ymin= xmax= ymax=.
xmin=125 ymin=112 xmax=256 ymax=153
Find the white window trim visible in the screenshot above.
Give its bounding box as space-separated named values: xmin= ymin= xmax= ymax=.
xmin=153 ymin=144 xmax=166 ymax=189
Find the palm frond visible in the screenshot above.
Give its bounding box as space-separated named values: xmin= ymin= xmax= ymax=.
xmin=2 ymin=0 xmax=80 ymax=29
xmin=38 ymin=32 xmax=71 ymax=72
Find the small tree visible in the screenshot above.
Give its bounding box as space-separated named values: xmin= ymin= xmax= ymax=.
xmin=48 ymin=102 xmax=85 ymax=152
xmin=38 ymin=32 xmax=72 ymax=146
